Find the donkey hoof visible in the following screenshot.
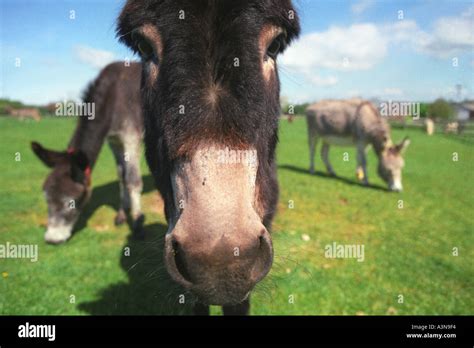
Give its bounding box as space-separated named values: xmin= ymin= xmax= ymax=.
xmin=328 ymin=171 xmax=336 ymax=177
xmin=114 ymin=210 xmax=127 ymax=226
xmin=132 ymin=214 xmax=146 ymax=240
xmin=309 ymin=168 xmax=315 ymax=175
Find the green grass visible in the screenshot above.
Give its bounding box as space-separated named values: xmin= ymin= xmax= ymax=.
xmin=0 ymin=116 xmax=472 ymax=315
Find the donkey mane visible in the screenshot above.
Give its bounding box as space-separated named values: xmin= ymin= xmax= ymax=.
xmin=81 ymin=80 xmax=97 ymax=105
xmin=356 ymin=101 xmax=391 ymax=152
xmin=69 ymin=62 xmax=142 ymax=167
xmin=355 ymin=101 xmax=379 ymax=119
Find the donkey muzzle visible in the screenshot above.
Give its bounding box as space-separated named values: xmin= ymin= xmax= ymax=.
xmin=164 ymin=145 xmax=272 ymax=305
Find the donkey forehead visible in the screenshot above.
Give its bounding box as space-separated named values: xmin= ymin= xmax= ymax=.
xmin=119 ymin=1 xmax=299 ymax=158
xmin=383 ymin=151 xmax=404 ymax=167
xmin=119 ymin=0 xmax=299 ymax=50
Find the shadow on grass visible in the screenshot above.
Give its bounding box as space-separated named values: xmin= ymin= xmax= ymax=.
xmin=278 ymin=164 xmax=388 ymax=192
xmin=73 ymin=174 xmax=155 ymax=236
xmin=78 ymin=222 xmax=195 ymax=315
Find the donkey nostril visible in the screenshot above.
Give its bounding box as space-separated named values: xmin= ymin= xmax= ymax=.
xmin=172 ymin=240 xmax=193 ymax=284
xmin=250 ymin=230 xmax=273 ymax=283
xmin=257 ymin=229 xmax=269 ymax=250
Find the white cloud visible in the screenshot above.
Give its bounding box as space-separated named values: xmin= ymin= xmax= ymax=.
xmin=281 ymin=23 xmax=387 ymax=72
xmin=281 ymin=5 xmax=473 ymax=85
xmin=421 ymin=13 xmax=474 ymax=57
xmin=308 ymin=74 xmax=339 ymax=86
xmin=74 ymin=45 xmax=115 ymax=69
xmin=280 ymin=6 xmax=474 ymax=103
xmin=462 ymin=4 xmax=474 ymax=17
xmin=383 ymin=20 xmax=421 ymax=44
xmin=351 ymin=0 xmax=374 ymax=15
xmin=383 ymin=9 xmax=474 ymax=58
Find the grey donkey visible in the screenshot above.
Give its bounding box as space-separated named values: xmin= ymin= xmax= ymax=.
xmin=306 ymin=99 xmax=410 ymax=191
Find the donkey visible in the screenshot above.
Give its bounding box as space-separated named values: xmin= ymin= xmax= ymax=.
xmin=306 ymin=99 xmax=410 ymax=191
xmin=117 ymin=0 xmax=300 ymax=315
xmin=32 ymin=62 xmax=145 ymax=244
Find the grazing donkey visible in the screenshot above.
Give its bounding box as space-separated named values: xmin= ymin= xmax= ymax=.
xmin=306 ymin=99 xmax=410 ymax=191
xmin=118 ymin=0 xmax=300 ymax=314
xmin=32 ymin=62 xmax=145 ymax=244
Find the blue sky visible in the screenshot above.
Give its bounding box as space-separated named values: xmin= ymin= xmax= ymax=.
xmin=1 ymin=0 xmax=473 ymax=105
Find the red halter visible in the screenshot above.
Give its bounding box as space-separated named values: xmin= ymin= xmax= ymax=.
xmin=67 ymin=148 xmax=91 ymax=179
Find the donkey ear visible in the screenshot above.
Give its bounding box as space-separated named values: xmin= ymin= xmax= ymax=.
xmin=70 ymin=151 xmax=90 ymax=183
xmin=396 ymin=137 xmax=411 ymax=154
xmin=31 ymin=141 xmax=68 ymax=168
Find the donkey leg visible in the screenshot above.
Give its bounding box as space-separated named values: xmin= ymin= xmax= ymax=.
xmin=321 ymin=142 xmax=336 ymax=176
xmin=356 ymin=142 xmax=369 ymax=185
xmin=308 ymin=132 xmax=318 ymax=174
xmin=222 ymin=297 xmax=250 ymax=316
xmin=108 ymin=138 xmax=129 ymax=226
xmin=123 ymin=134 xmax=145 ymax=239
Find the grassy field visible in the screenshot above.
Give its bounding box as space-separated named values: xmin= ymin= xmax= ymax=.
xmin=0 ymin=116 xmax=472 ymax=315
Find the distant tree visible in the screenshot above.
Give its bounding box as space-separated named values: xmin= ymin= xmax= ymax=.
xmin=0 ymin=98 xmax=25 ymax=115
xmin=419 ymin=102 xmax=429 ymax=118
xmin=428 ymin=98 xmax=454 ymax=120
xmin=282 ymin=102 xmax=309 ymax=115
xmin=295 ymin=103 xmax=310 ymax=115
xmin=0 ymin=98 xmax=24 ymax=108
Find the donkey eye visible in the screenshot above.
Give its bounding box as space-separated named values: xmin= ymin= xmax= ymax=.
xmin=132 ymin=31 xmax=156 ymax=61
xmin=138 ymin=39 xmax=154 ymax=58
xmin=266 ymin=33 xmax=286 ymax=60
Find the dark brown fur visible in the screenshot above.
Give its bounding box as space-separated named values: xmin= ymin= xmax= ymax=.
xmin=118 ymin=0 xmax=300 ymax=315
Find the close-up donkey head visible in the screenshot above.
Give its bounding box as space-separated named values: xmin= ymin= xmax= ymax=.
xmin=118 ymin=0 xmax=300 ymax=306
